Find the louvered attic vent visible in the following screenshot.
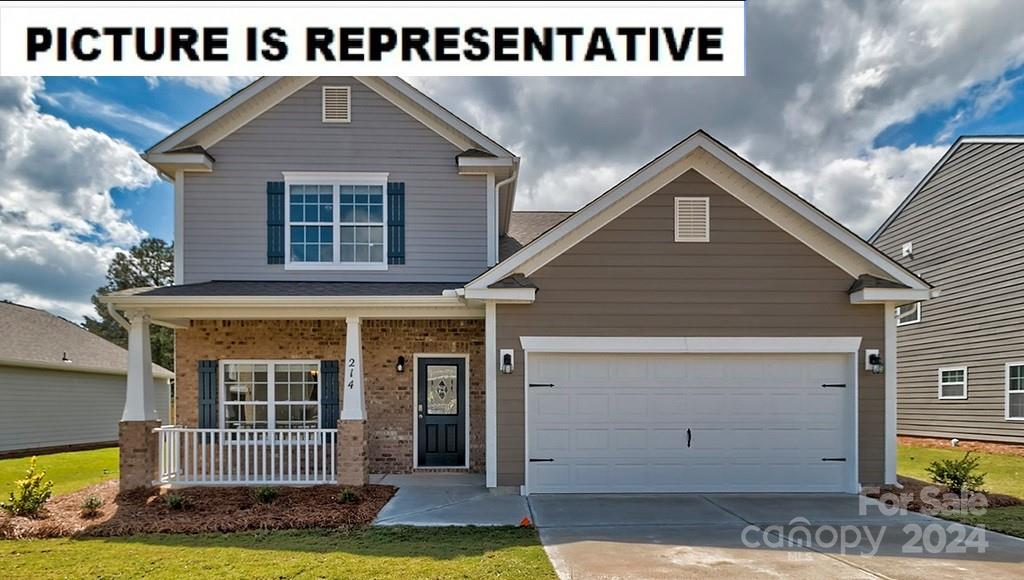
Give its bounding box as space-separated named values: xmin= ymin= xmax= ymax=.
xmin=322 ymin=86 xmax=351 ymax=123
xmin=674 ymin=197 xmax=710 ymax=242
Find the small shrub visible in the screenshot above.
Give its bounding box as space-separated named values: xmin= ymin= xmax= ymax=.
xmin=926 ymin=451 xmax=986 ymax=495
xmin=164 ymin=493 xmax=187 ymax=510
xmin=80 ymin=495 xmax=104 ymax=518
xmin=336 ymin=489 xmax=359 ymax=504
xmin=0 ymin=457 xmax=54 ymax=517
xmin=252 ymin=486 xmax=279 ymax=505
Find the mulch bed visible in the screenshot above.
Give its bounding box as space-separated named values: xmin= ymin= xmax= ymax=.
xmin=899 ymin=435 xmax=1024 ymax=458
xmin=865 ymin=476 xmax=1023 ymax=514
xmin=0 ymin=481 xmax=395 ymax=539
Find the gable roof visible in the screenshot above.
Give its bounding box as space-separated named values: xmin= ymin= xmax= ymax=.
xmin=0 ymin=301 xmax=173 ymax=379
xmin=146 ymin=76 xmax=514 ymax=161
xmin=471 ymin=130 xmax=929 ymax=292
xmin=869 ymin=135 xmax=1024 ymax=243
xmin=500 ymin=211 xmax=574 ymax=260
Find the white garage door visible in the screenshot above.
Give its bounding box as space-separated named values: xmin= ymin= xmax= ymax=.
xmin=527 ymin=352 xmax=854 ymax=493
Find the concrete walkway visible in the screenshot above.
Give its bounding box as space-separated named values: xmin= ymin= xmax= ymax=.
xmin=372 ymin=473 xmax=530 ymax=526
xmin=531 ymin=493 xmax=1024 ymax=579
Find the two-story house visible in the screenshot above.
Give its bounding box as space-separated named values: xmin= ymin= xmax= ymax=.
xmin=103 ymin=76 xmax=930 ymax=495
xmin=872 ymin=136 xmax=1024 ymax=445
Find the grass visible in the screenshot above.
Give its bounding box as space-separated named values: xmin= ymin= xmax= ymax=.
xmin=0 ymin=448 xmax=118 ymax=498
xmin=0 ymin=527 xmax=555 ymax=580
xmin=899 ymin=442 xmax=1024 ymax=538
xmin=897 ymin=443 xmax=1024 ymax=498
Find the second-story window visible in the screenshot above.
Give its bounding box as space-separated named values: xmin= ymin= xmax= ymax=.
xmin=284 ymin=173 xmax=388 ymax=270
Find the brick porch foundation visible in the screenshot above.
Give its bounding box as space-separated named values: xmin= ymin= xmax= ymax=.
xmin=119 ymin=420 xmax=161 ymax=490
xmin=337 ymin=419 xmax=369 ymax=486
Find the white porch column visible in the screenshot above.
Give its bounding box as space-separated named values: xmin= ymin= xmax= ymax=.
xmin=341 ymin=316 xmax=366 ymax=420
xmin=485 ymin=302 xmax=497 ymax=488
xmin=122 ymin=311 xmax=158 ymax=421
xmin=884 ymin=303 xmax=898 ymax=484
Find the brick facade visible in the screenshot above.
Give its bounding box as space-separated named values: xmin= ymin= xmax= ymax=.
xmin=337 ymin=419 xmax=369 ymax=486
xmin=174 ymin=318 xmax=485 ymax=474
xmin=119 ymin=420 xmax=160 ymax=490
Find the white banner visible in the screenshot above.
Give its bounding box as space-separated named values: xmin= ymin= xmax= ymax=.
xmin=0 ymin=1 xmax=746 ymax=76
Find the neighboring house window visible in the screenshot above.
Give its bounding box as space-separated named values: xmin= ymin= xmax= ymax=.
xmin=938 ymin=366 xmax=968 ymax=400
xmin=896 ymin=302 xmax=922 ymax=326
xmin=284 ymin=173 xmax=388 ymax=270
xmin=1007 ymin=363 xmax=1024 ymax=420
xmin=221 ymin=361 xmax=320 ymax=430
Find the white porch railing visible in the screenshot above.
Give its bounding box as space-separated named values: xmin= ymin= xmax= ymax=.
xmin=155 ymin=427 xmax=337 ymax=486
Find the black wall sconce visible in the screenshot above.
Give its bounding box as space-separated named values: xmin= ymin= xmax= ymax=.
xmin=396 ymin=356 xmax=406 ymax=373
xmin=500 ymin=349 xmax=514 ymax=374
xmin=865 ymin=349 xmax=884 ymax=375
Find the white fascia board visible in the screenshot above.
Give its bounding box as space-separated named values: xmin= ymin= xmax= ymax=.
xmin=458 ymin=157 xmax=515 ymax=168
xmin=0 ymin=357 xmax=174 ymax=380
xmin=960 ymin=136 xmax=1024 ymax=144
xmin=470 ymin=132 xmax=928 ymax=292
xmin=520 ymin=336 xmax=863 ymax=354
xmin=100 ymin=293 xmax=466 ymax=309
xmin=144 ymin=153 xmax=213 ymax=173
xmin=849 ymin=288 xmax=932 ymax=304
xmin=463 ymin=287 xmax=536 ymax=303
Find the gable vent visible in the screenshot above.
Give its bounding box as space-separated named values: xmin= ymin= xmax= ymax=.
xmin=674 ymin=197 xmax=710 ymax=242
xmin=322 ymin=86 xmax=351 ymax=123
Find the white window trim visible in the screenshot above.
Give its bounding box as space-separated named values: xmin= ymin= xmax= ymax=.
xmin=219 ymin=360 xmax=322 ymax=431
xmin=1006 ymin=362 xmax=1024 ymax=421
xmin=938 ymin=366 xmax=968 ymax=400
xmin=322 ymin=86 xmax=351 ymax=123
xmin=896 ymin=302 xmax=922 ymax=326
xmin=674 ymin=196 xmax=710 ymax=243
xmin=283 ymin=172 xmax=389 ymax=271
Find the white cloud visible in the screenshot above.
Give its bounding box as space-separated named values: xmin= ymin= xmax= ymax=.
xmin=145 ymin=76 xmax=257 ymax=96
xmin=0 ymin=77 xmax=157 ymax=322
xmin=42 ymin=89 xmax=176 ymax=138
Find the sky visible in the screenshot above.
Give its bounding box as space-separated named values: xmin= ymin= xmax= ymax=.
xmin=2 ymin=1 xmax=1024 ymax=322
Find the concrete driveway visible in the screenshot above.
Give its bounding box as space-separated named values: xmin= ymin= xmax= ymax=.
xmin=529 ymin=493 xmax=1024 ymax=579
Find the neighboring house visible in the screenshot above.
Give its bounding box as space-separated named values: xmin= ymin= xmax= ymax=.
xmin=0 ymin=301 xmax=172 ymax=456
xmin=103 ymin=76 xmax=930 ymax=494
xmin=872 ymin=136 xmax=1024 ymax=445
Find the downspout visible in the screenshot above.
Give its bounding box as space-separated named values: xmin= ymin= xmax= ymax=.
xmin=106 ymin=302 xmax=131 ymax=330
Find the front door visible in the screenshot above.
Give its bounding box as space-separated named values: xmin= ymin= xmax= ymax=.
xmin=416 ymin=357 xmax=466 ymax=467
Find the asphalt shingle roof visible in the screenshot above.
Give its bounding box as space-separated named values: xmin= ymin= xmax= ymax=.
xmin=136 ymin=281 xmax=462 ymax=297
xmin=499 ymin=211 xmax=574 ymax=261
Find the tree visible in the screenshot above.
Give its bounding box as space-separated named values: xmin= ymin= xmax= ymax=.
xmin=83 ymin=239 xmax=175 ymax=370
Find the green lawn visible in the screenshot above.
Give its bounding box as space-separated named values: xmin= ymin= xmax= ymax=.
xmin=897 ymin=443 xmax=1024 ymax=498
xmin=0 ymin=448 xmax=118 ymax=498
xmin=0 ymin=527 xmax=555 ymax=580
xmin=899 ymin=443 xmax=1024 ymax=538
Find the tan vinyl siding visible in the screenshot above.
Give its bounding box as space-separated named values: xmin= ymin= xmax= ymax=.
xmin=495 ymin=169 xmax=886 ymax=486
xmin=0 ymin=365 xmax=171 ymax=453
xmin=182 ymin=77 xmax=487 ymax=283
xmin=874 ymin=142 xmax=1024 ymax=443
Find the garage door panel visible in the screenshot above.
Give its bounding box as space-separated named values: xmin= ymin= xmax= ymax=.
xmin=527 ymin=352 xmax=853 ymax=493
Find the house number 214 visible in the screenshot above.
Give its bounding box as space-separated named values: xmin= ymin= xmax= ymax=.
xmin=347 ymin=358 xmax=356 ymax=389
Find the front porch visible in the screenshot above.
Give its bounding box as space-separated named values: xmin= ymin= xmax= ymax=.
xmin=103 ymin=285 xmax=494 ymax=489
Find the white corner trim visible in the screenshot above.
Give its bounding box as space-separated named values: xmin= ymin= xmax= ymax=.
xmin=471 ymin=132 xmax=927 ymax=292
xmin=485 ymin=302 xmax=497 ymax=487
xmin=173 ymin=170 xmax=184 ymax=286
xmin=519 ymin=336 xmax=863 ymax=354
xmin=884 ymin=303 xmax=897 ymax=484
xmin=850 ymin=288 xmax=932 ymax=304
xmin=938 ymin=366 xmax=969 ymax=400
xmin=486 ymin=173 xmax=497 ymax=266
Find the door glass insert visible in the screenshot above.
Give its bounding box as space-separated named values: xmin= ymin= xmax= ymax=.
xmin=426 ymin=365 xmax=459 ymax=415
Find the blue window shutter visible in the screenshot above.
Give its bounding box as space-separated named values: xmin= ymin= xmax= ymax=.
xmin=198 ymin=360 xmax=218 ymax=428
xmin=320 ymin=360 xmax=340 ymax=428
xmin=267 ymin=181 xmax=285 ymax=264
xmin=387 ymin=182 xmax=405 ymax=265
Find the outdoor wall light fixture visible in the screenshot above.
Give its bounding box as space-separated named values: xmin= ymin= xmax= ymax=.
xmin=865 ymin=349 xmax=884 ymax=374
xmin=61 ymin=352 xmax=72 ymax=364
xmin=396 ymin=356 xmax=406 ymax=373
xmin=500 ymin=349 xmax=514 ymax=374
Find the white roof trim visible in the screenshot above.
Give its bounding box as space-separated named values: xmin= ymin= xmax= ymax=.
xmin=147 ymin=76 xmax=513 ymax=161
xmin=870 ymin=136 xmax=1024 ymax=242
xmin=145 ymin=152 xmax=213 ymax=172
xmin=100 ymin=293 xmax=466 ymax=308
xmin=471 ymin=131 xmax=927 ymax=291
xmin=520 ymin=336 xmax=863 ymax=354
xmin=849 ymin=288 xmax=932 ymax=304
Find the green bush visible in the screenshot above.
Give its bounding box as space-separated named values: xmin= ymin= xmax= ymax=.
xmin=80 ymin=494 xmax=104 ymax=518
xmin=0 ymin=457 xmax=54 ymax=517
xmin=926 ymin=451 xmax=986 ymax=495
xmin=252 ymin=486 xmax=279 ymax=504
xmin=164 ymin=493 xmax=187 ymax=510
xmin=336 ymin=488 xmax=359 ymax=504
